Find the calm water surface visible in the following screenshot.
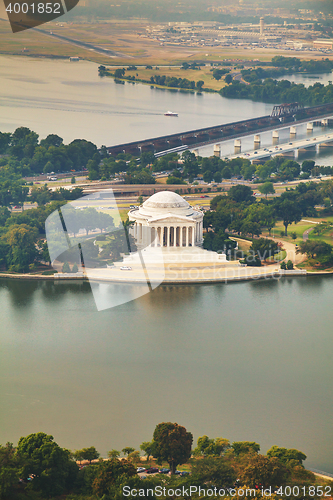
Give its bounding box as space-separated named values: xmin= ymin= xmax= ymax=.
xmin=0 ymin=277 xmax=333 ymax=472
xmin=0 ymin=55 xmax=272 ymax=147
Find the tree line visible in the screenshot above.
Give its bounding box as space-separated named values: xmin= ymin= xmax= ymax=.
xmin=0 ymin=127 xmax=99 ymax=177
xmin=241 ymin=57 xmax=333 ymax=84
xmin=0 ymin=424 xmax=323 ymax=500
xmin=220 ymin=78 xmax=333 ymax=106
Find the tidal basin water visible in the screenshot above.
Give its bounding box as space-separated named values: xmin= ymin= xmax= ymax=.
xmin=0 ymin=276 xmax=333 ymax=473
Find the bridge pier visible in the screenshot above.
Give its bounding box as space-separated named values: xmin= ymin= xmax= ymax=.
xmin=272 ymin=130 xmax=279 ymax=144
xmin=307 ymin=122 xmax=313 ymax=132
xmin=234 ymin=139 xmax=241 ymax=154
xmin=290 ymin=126 xmax=297 ymax=137
xmin=318 ymin=141 xmax=333 ymax=152
xmin=254 ymin=135 xmax=261 ymax=149
xmin=322 ymin=119 xmax=328 ymax=126
xmin=213 ymin=144 xmax=221 ymax=158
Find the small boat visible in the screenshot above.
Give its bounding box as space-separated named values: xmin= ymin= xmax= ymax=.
xmin=164 ymin=111 xmax=178 ymax=117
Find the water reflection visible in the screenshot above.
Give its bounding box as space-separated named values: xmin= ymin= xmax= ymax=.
xmin=0 ymin=280 xmax=39 ymax=307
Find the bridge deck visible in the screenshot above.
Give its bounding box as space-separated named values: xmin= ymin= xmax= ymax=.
xmin=106 ymin=102 xmax=333 ymax=155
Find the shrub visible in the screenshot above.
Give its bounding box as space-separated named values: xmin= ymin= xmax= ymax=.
xmin=62 ymin=261 xmax=70 ymax=273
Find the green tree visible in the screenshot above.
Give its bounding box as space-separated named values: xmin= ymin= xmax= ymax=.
xmin=297 ymin=240 xmax=332 ymax=259
xmin=255 ymin=163 xmax=273 ymax=181
xmin=140 ymin=151 xmax=155 ymax=168
xmin=122 ymin=447 xmax=135 ymax=457
xmin=73 ymin=449 xmax=84 ymax=464
xmin=258 ymin=182 xmax=275 ymax=198
xmin=0 ymin=443 xmax=21 ymax=500
xmin=301 ymin=160 xmax=315 ymax=173
xmin=250 ymin=238 xmax=279 ymax=261
xmin=228 ymin=185 xmax=255 ymax=204
xmin=10 ymin=127 xmax=39 ymax=160
xmin=275 ymin=199 xmax=302 ymax=236
xmin=140 ymin=441 xmax=154 ymax=462
xmin=40 ymin=134 xmax=63 ymax=148
xmin=30 ymin=185 xmax=52 ymax=206
xmin=62 ymin=261 xmax=71 ymax=273
xmin=232 ymin=441 xmax=260 ymax=456
xmin=193 ymin=435 xmax=214 ymax=457
xmin=152 ymin=422 xmax=193 ymax=474
xmin=92 ymin=458 xmax=136 ymax=497
xmin=225 ymin=74 xmax=233 ymax=84
xmin=17 ymin=432 xmax=78 ymax=498
xmin=0 ymin=132 xmax=11 ymax=154
xmin=203 ymin=170 xmax=213 ymax=183
xmin=5 ymin=224 xmax=38 ymax=272
xmin=213 ymin=171 xmax=222 ymax=183
xmin=191 ymin=456 xmax=235 ymax=488
xmin=128 ymin=451 xmax=141 ymax=464
xmin=114 ymin=68 xmax=126 ymax=78
xmin=81 ymin=446 xmax=100 ymax=464
xmin=108 ymin=449 xmax=121 ymax=459
xmin=241 ymin=454 xmax=288 ymax=489
xmin=193 ymin=436 xmax=230 ymax=457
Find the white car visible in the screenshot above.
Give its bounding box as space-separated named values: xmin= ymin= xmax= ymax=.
xmin=120 ymin=266 xmax=132 ymax=271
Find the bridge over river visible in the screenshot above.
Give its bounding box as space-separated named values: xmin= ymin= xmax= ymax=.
xmin=106 ymin=102 xmax=333 ymax=158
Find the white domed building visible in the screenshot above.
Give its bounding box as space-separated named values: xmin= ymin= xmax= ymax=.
xmin=129 ymin=191 xmax=204 ymax=249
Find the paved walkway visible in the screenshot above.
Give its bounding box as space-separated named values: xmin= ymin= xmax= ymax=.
xmin=303 ymin=227 xmax=314 ymax=241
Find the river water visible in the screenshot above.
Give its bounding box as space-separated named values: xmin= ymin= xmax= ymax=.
xmin=0 ymin=56 xmax=333 ymax=473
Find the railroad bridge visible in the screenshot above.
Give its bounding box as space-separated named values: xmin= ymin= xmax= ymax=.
xmin=106 ymin=102 xmax=333 ymax=157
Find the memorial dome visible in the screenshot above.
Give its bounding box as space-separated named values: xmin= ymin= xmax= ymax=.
xmin=139 ymin=191 xmax=194 ymax=217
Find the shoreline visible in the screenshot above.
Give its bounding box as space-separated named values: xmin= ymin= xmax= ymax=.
xmin=0 ymin=267 xmax=332 ymax=284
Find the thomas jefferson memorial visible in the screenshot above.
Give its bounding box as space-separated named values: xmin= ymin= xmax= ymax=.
xmin=129 ymin=191 xmax=204 ymax=249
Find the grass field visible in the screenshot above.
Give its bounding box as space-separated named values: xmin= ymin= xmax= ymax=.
xmin=113 ymin=66 xmax=227 ymax=92
xmin=261 ymin=221 xmax=315 ymax=244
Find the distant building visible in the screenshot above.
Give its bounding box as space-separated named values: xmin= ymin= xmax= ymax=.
xmin=260 ymin=17 xmax=264 ymax=36
xmin=313 ymin=39 xmax=333 ymax=50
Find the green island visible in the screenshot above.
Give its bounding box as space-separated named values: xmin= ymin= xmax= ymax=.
xmin=1 ymin=423 xmax=331 ymax=499
xmin=98 ymin=56 xmax=333 ymax=96
xmin=0 ymin=127 xmax=333 ymax=274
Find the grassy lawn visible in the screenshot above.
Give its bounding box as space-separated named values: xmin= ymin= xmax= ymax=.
xmin=118 ymin=66 xmax=227 ymax=92
xmin=268 ymin=249 xmax=287 ymax=262
xmin=230 ymin=237 xmax=252 ymax=253
xmin=308 ymin=229 xmax=333 ymax=245
xmin=261 ymin=221 xmax=314 ymax=244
